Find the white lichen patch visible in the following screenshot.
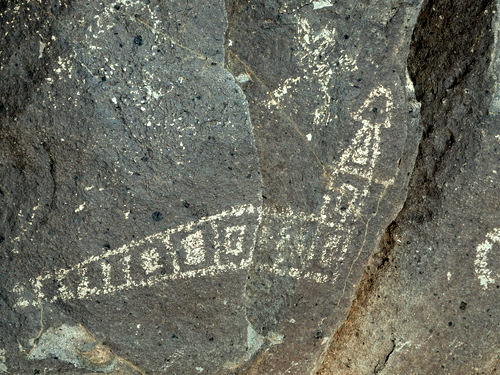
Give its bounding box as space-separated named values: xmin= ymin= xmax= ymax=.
xmin=75 ymin=202 xmax=86 ymax=213
xmin=313 ymin=0 xmax=333 ymax=10
xmin=28 ymin=324 xmax=117 ymax=372
xmin=474 ymin=227 xmax=500 ymax=289
xmin=236 ymin=73 xmax=250 ymax=83
xmin=0 ymin=348 xmax=7 ymax=373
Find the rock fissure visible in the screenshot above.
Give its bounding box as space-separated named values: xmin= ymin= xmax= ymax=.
xmin=1 ymin=0 xmax=498 ymax=373
xmin=373 ymin=339 xmax=395 ymax=374
xmin=317 ymin=0 xmax=499 ymax=373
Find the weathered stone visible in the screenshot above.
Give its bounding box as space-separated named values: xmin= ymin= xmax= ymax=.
xmin=1 ymin=0 xmax=497 ymax=374
xmin=1 ymin=1 xmax=261 ymax=373
xmin=225 ymin=0 xmax=421 ymax=372
xmin=318 ymin=0 xmax=500 ymax=374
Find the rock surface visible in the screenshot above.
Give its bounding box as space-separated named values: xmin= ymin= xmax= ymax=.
xmin=225 ymin=0 xmax=421 ymax=372
xmin=318 ymin=1 xmax=500 ymax=373
xmin=0 ymin=0 xmax=497 ymax=374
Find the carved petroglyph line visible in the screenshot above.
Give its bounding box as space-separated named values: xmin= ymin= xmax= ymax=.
xmin=335 ymin=86 xmax=394 ymax=180
xmin=265 ymin=15 xmax=336 ymax=139
xmin=315 ymin=86 xmax=395 ymax=267
xmin=475 ymin=228 xmax=500 ymax=289
xmin=26 ymin=204 xmax=260 ymax=303
xmin=16 ymin=83 xmax=394 ymax=305
xmin=298 ymin=16 xmax=336 ymax=131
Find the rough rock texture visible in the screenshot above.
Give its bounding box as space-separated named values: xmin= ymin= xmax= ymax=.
xmin=225 ymin=0 xmax=421 ymax=372
xmin=0 ymin=0 xmax=498 ymax=374
xmin=318 ymin=0 xmax=500 ymax=374
xmin=1 ymin=1 xmax=262 ymax=373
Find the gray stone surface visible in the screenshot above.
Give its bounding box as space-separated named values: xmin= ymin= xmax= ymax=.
xmin=225 ymin=0 xmax=421 ymax=372
xmin=1 ymin=1 xmax=261 ymax=373
xmin=0 ymin=0 xmax=497 ymax=374
xmin=318 ymin=0 xmax=500 ymax=374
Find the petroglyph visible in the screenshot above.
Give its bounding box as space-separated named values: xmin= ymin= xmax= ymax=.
xmin=314 ymin=85 xmax=395 ymax=268
xmin=252 ymin=83 xmax=396 ymax=291
xmin=14 ymin=85 xmax=394 ymax=309
xmin=19 ymin=204 xmax=260 ymax=305
xmin=266 ymin=14 xmax=336 ymax=133
xmin=336 ymin=86 xmax=394 ymax=181
xmin=249 ymin=0 xmax=397 ymax=288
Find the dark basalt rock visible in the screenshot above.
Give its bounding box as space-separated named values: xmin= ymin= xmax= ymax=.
xmin=0 ymin=0 xmax=497 ymax=374
xmin=225 ymin=0 xmax=421 ymax=372
xmin=1 ymin=1 xmax=261 ymax=373
xmin=318 ymin=1 xmax=500 ymax=373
